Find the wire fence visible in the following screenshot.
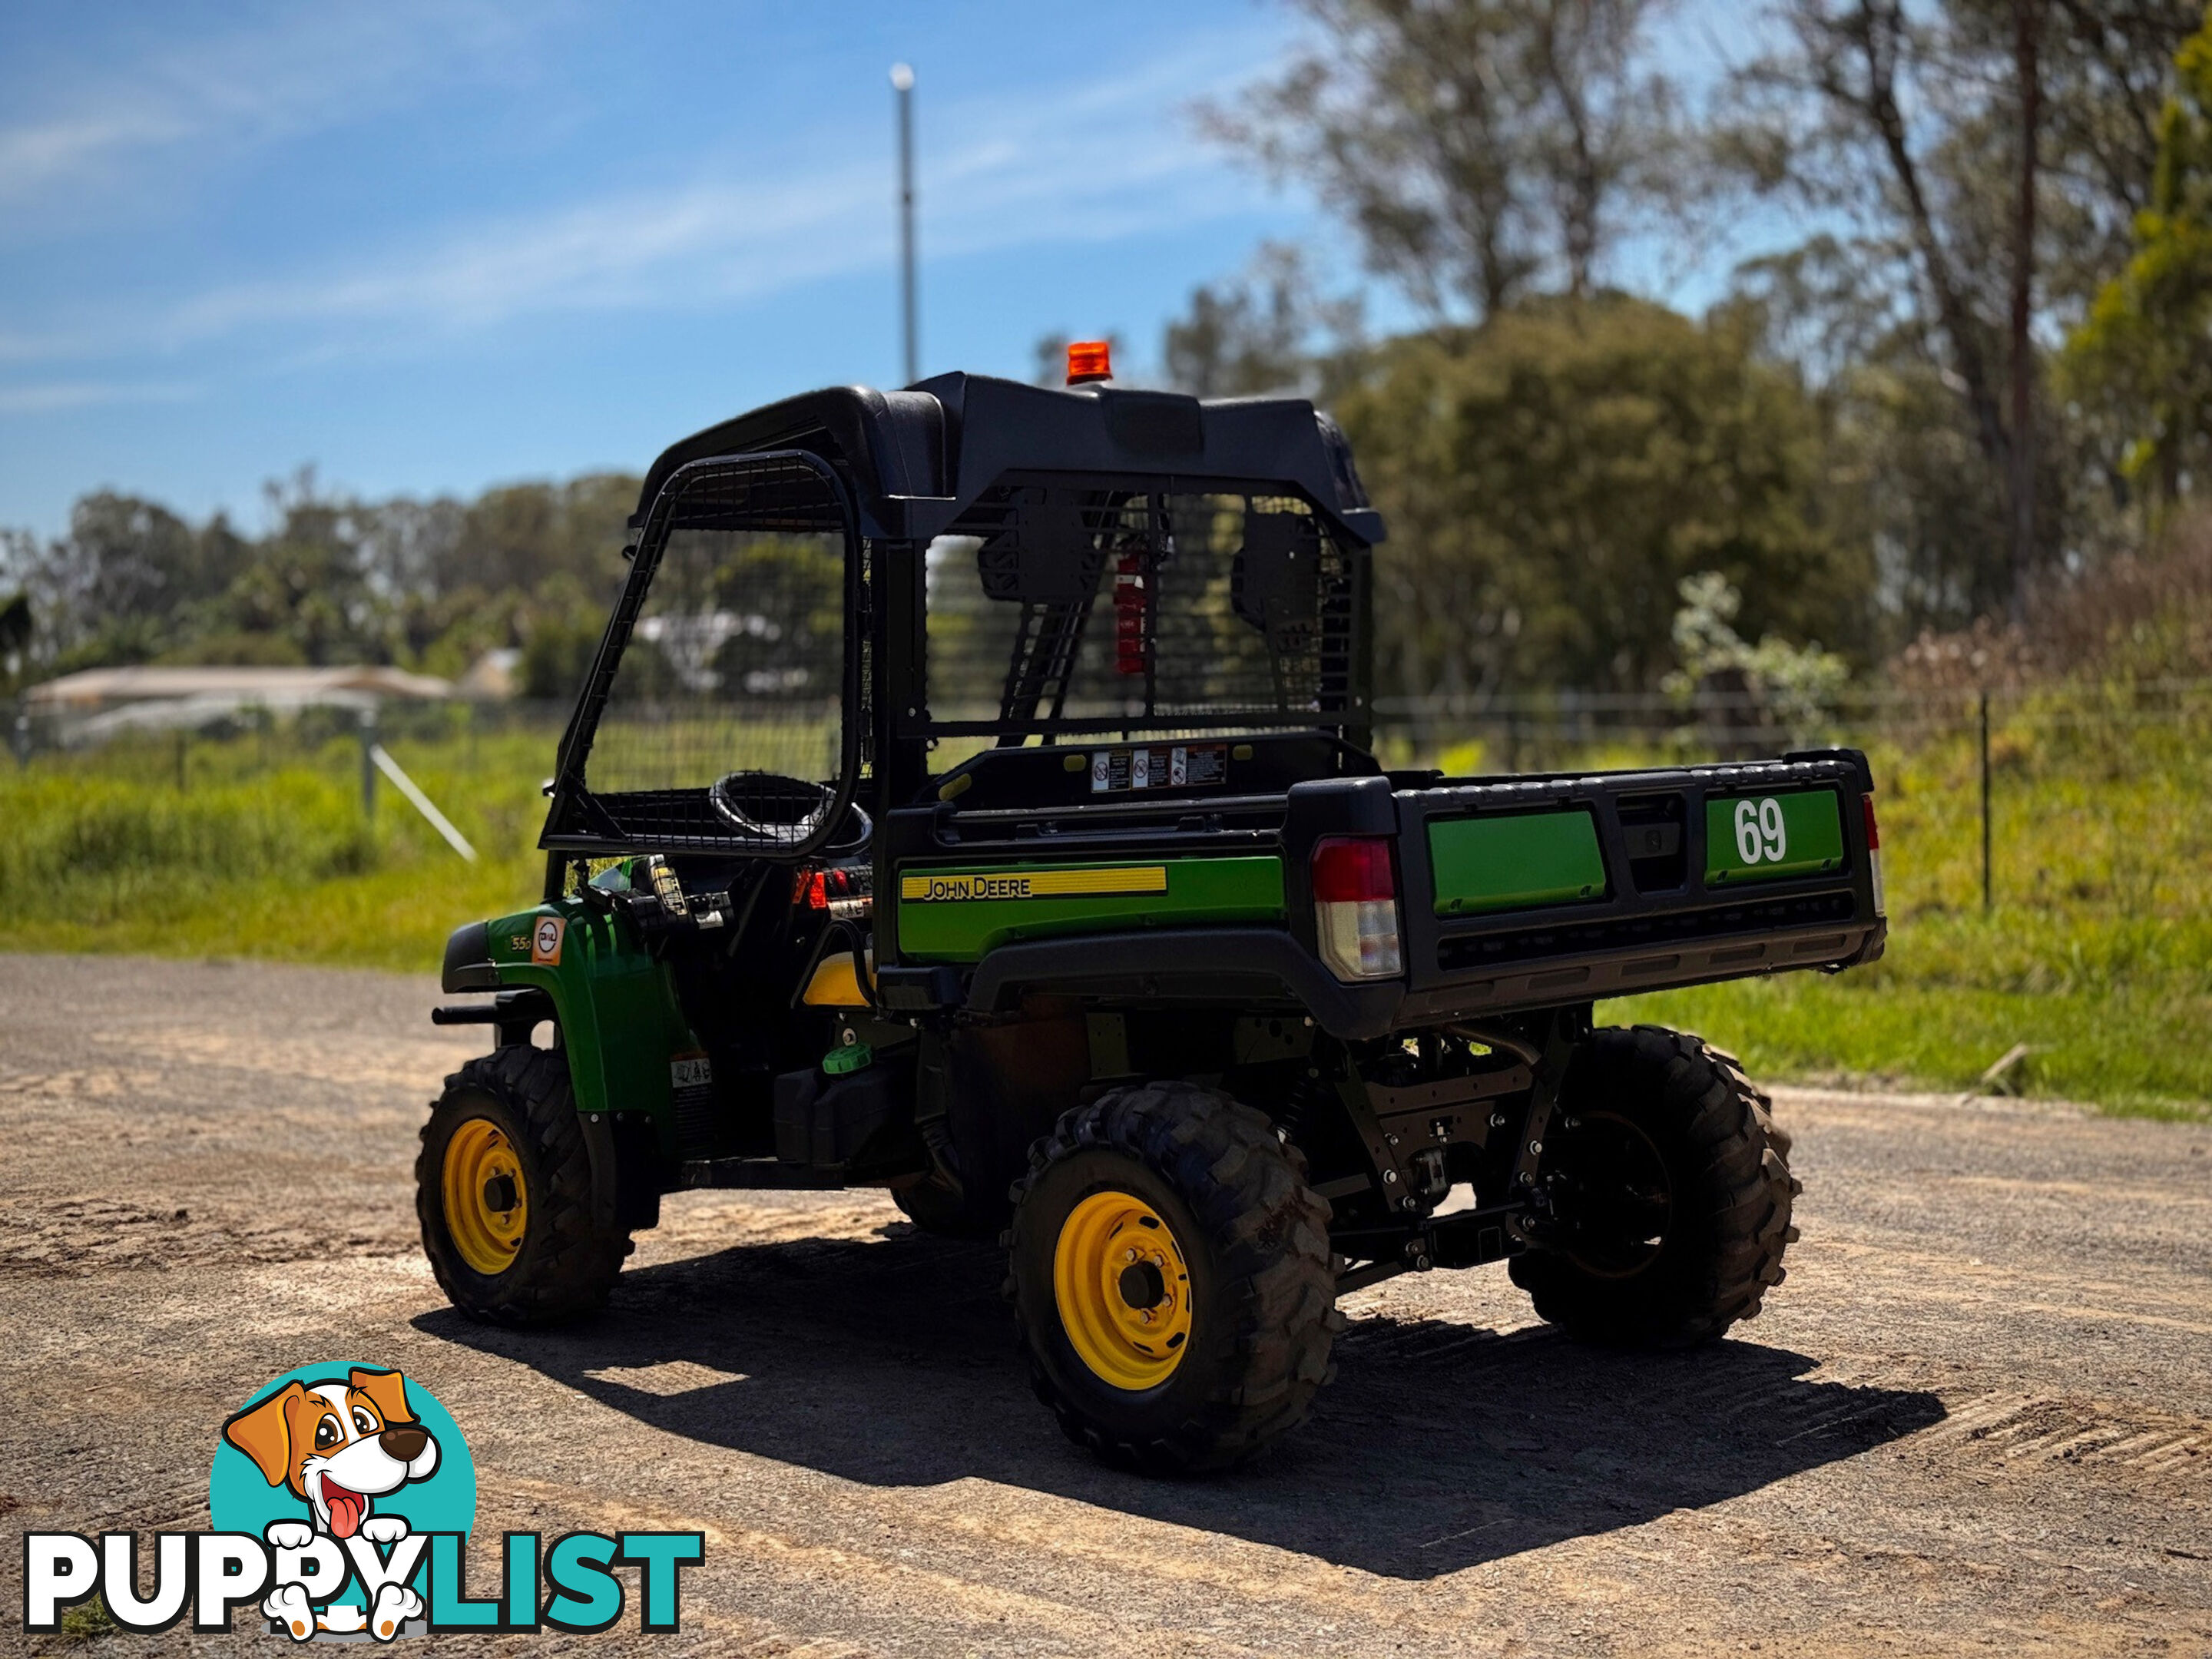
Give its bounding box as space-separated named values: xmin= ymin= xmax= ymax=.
xmin=1369 ymin=678 xmax=2212 ymax=760
xmin=9 ymin=678 xmax=2210 ymax=918
xmin=1375 ymin=680 xmax=2212 ymax=919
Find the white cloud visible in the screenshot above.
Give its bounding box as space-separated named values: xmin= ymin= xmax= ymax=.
xmin=0 ymin=15 xmax=1305 ymax=434
xmin=0 ymin=2 xmax=552 ymax=213
xmin=0 ymin=380 xmax=197 ymax=415
xmin=49 ymin=29 xmax=1284 ymax=357
xmin=0 ymin=110 xmax=191 ymax=200
xmin=0 ymin=328 xmax=88 ymax=365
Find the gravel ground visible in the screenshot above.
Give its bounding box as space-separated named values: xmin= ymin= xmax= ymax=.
xmin=1 ymin=953 xmax=2207 ymax=1657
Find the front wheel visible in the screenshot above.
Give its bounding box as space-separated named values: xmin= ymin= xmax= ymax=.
xmin=1510 ymin=1025 xmax=1800 ymax=1346
xmin=1005 ymin=1082 xmax=1339 ymax=1474
xmin=416 ymin=1046 xmax=631 ymax=1326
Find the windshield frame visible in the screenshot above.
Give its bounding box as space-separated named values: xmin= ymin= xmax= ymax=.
xmin=541 ymin=448 xmax=864 ymax=861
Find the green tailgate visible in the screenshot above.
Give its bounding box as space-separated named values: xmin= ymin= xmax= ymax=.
xmin=1705 ymin=789 xmax=1846 ymax=884
xmin=896 ymin=856 xmax=1285 ymax=962
xmin=1428 ymin=810 xmax=1608 ymax=916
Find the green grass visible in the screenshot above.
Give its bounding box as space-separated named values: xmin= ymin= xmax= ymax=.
xmin=1616 ymin=975 xmax=2212 ymax=1120
xmin=2 ymin=697 xmax=2207 ymax=1118
xmin=54 ymin=1595 xmax=116 ymax=1641
xmin=1604 ymin=704 xmax=2212 ymax=1119
xmin=0 ymin=726 xmax=549 ymax=973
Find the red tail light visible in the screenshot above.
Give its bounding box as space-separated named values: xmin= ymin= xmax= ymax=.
xmin=1861 ymin=794 xmax=1880 ymax=850
xmin=1311 ymin=837 xmax=1402 ymax=980
xmin=1311 ymin=837 xmax=1396 ymax=902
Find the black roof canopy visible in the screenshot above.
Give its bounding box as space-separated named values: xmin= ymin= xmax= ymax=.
xmin=631 ymin=372 xmax=1386 ymax=546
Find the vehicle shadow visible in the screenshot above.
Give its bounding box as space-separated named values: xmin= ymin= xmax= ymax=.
xmin=414 ymin=1225 xmax=1946 ymax=1580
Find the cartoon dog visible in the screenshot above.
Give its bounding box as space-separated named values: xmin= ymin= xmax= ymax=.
xmin=222 ymin=1367 xmax=439 ymax=1641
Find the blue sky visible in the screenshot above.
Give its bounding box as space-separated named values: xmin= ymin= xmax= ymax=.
xmin=0 ymin=1 xmax=1773 ymax=538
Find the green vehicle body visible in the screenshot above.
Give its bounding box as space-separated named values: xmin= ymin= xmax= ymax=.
xmin=430 ymin=369 xmax=1886 ymax=1299
xmin=468 ymin=850 xmax=1293 ymax=1140
xmin=895 ymin=855 xmax=1286 ymax=962
xmin=460 ymin=783 xmax=1866 ymax=1159
xmin=478 ymin=897 xmax=698 ymax=1151
xmin=1426 ymin=809 xmax=1608 ymax=916
xmin=1704 ymin=789 xmax=1848 ymax=885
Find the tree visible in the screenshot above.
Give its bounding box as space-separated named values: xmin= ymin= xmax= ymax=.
xmin=214 ymin=470 xmax=386 ymax=666
xmin=0 ymin=590 xmax=30 ymax=692
xmin=452 ymin=475 xmax=633 ymax=599
xmin=1724 ymin=0 xmax=2200 ymax=609
xmin=1199 ymin=0 xmax=1682 ymax=318
xmin=1730 ymin=3 xmax=2024 ymax=603
xmin=1666 ymin=570 xmax=1850 ymax=749
xmin=2038 ymin=1 xmax=2205 ymax=295
xmin=1336 ymin=295 xmax=1871 ymax=700
xmin=518 ymin=575 xmax=608 ymax=701
xmin=0 ymin=465 xmax=645 ymax=687
xmin=0 ymin=492 xmax=260 ymax=671
xmin=1161 ymin=244 xmax=1362 ymax=399
xmin=2063 ymin=8 xmax=2212 ymax=513
xmin=2008 ymin=0 xmax=2046 ymax=619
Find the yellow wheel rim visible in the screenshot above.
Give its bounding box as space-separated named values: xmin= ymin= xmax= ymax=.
xmin=442 ymin=1118 xmax=528 ymax=1276
xmin=1052 ymin=1190 xmax=1193 ymax=1391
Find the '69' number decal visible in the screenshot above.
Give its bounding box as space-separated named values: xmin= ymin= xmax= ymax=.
xmin=1733 ymin=797 xmax=1789 ymax=865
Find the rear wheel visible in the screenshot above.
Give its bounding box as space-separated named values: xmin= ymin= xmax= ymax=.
xmin=1510 ymin=1025 xmax=1799 ymax=1346
xmin=1005 ymin=1082 xmax=1339 ymax=1473
xmin=417 ymin=1046 xmax=631 ymax=1326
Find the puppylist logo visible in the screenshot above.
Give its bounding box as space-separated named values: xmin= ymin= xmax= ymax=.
xmin=21 ymin=1362 xmax=702 ymax=1641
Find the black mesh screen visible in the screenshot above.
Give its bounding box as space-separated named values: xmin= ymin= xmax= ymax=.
xmin=924 ymin=474 xmax=1359 ymax=738
xmin=571 ymin=454 xmax=856 ymax=849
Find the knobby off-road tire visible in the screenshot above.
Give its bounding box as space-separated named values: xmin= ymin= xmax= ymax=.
xmin=1510 ymin=1025 xmax=1800 ymax=1347
xmin=417 ymin=1046 xmax=631 ymax=1326
xmin=1005 ymin=1082 xmax=1342 ymax=1474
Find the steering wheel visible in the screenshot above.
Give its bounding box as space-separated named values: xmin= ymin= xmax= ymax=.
xmin=708 ymin=771 xmax=872 ymax=854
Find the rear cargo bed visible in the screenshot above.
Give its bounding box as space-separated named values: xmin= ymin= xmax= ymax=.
xmin=1392 ymin=750 xmax=1883 ymax=1023
xmin=884 ymin=739 xmax=1883 ymax=1037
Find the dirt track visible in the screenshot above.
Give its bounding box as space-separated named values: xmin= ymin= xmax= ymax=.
xmin=1 ymin=952 xmax=2207 ymax=1657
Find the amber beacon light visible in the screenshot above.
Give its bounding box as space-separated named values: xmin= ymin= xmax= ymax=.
xmin=1065 ymin=339 xmax=1113 ymax=385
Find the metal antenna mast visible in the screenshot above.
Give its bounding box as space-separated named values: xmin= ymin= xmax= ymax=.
xmin=892 ymin=62 xmax=918 ymax=386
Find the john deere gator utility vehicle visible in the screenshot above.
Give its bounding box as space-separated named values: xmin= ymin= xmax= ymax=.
xmin=422 ymin=353 xmax=1886 ymax=1472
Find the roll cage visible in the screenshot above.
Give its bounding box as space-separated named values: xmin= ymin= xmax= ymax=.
xmin=538 ymin=373 xmax=1385 ymax=878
